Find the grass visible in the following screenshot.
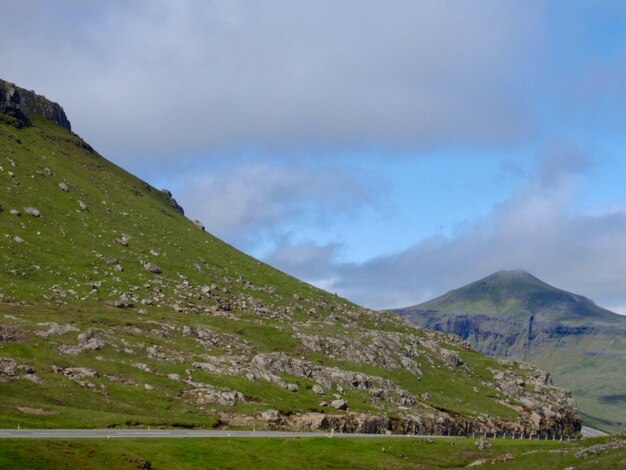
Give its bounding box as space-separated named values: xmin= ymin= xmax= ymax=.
xmin=0 ymin=435 xmax=624 ymax=469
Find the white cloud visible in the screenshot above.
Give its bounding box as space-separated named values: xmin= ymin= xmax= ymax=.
xmin=264 ymin=147 xmax=626 ymax=312
xmin=173 ymin=162 xmax=375 ymax=248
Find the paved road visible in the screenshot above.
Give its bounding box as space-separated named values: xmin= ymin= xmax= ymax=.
xmin=581 ymin=426 xmax=608 ymax=438
xmin=0 ymin=429 xmax=458 ymax=439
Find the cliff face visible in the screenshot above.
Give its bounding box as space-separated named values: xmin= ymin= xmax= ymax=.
xmin=0 ymin=79 xmax=71 ymax=130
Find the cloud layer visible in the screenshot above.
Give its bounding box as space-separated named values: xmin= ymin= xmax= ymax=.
xmin=175 ymin=162 xmax=376 ymax=248
xmin=1 ymin=1 xmax=545 ymax=160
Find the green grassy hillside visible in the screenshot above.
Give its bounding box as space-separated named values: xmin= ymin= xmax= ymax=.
xmin=0 ymin=82 xmax=580 ymax=439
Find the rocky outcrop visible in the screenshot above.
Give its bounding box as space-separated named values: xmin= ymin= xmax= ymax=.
xmin=575 ymin=438 xmax=626 ymax=459
xmin=0 ymin=79 xmax=71 ymax=130
xmin=223 ymin=406 xmax=578 ymax=437
xmin=160 ymin=189 xmax=184 ymax=215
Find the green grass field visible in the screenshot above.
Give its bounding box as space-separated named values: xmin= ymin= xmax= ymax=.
xmin=0 ymin=435 xmax=624 ymax=469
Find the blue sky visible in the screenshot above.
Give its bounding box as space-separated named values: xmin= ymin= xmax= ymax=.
xmin=3 ymin=1 xmax=626 ymax=311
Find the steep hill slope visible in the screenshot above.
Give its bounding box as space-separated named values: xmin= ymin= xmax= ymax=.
xmin=396 ymin=270 xmax=626 ymax=432
xmin=0 ymin=80 xmax=579 ymax=436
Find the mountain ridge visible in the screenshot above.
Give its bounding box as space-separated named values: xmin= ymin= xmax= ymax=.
xmin=395 ymin=271 xmax=626 ymax=432
xmin=414 ymin=270 xmax=620 ymax=324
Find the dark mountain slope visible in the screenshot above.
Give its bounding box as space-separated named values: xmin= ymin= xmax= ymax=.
xmin=396 ymin=271 xmax=626 ymax=432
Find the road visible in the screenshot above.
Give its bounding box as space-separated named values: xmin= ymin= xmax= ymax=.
xmin=0 ymin=429 xmax=457 ymax=439
xmin=581 ymin=426 xmax=608 ymax=438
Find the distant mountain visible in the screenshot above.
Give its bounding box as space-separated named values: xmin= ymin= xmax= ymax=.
xmin=0 ymin=80 xmax=580 ymax=437
xmin=395 ymin=270 xmax=626 ymax=432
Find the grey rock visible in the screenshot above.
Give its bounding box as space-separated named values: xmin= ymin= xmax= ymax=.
xmin=143 ymin=262 xmax=161 ymax=274
xmin=575 ymin=439 xmax=626 ymax=459
xmin=58 ymin=328 xmax=106 ymax=355
xmin=261 ymin=409 xmax=282 ymax=423
xmin=475 ymin=437 xmax=492 ymax=449
xmin=331 ymin=399 xmax=348 ymax=410
xmin=440 ymin=348 xmax=464 ymax=367
xmin=23 ymin=207 xmax=40 ymax=217
xmin=115 ymin=235 xmax=130 ymax=246
xmin=35 ymin=322 xmax=78 ymax=337
xmin=312 ymin=384 xmax=325 ymax=395
xmin=58 ymin=182 xmax=69 ymax=192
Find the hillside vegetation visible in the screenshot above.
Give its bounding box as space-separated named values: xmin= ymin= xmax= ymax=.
xmin=0 ymin=80 xmax=580 ymax=438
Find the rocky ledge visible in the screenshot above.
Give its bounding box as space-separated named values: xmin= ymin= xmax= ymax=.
xmin=0 ymin=78 xmax=71 ymax=130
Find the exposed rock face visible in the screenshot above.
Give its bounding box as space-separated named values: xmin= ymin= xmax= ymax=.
xmin=160 ymin=189 xmax=184 ymax=215
xmin=0 ymin=79 xmax=71 ymax=130
xmin=241 ymin=407 xmax=578 ymax=436
xmin=575 ymin=439 xmax=626 ymax=459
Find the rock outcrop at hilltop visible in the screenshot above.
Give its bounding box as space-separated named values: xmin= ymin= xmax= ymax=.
xmin=0 ymin=79 xmax=71 ymax=130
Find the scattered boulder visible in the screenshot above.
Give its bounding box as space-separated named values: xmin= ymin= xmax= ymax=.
xmin=467 ymin=454 xmax=514 ymax=467
xmin=312 ymin=384 xmax=325 ymax=395
xmin=53 ymin=366 xmax=99 ymax=379
xmin=114 ymin=299 xmax=134 ymax=308
xmin=185 ymin=386 xmax=245 ymax=406
xmin=23 ymin=207 xmax=40 ymax=217
xmin=115 ymin=235 xmax=130 ymax=246
xmin=52 ymin=365 xmax=99 ymax=389
xmin=58 ymin=328 xmax=106 ymax=355
xmin=9 ymin=209 xmax=20 ymax=216
xmin=260 ymin=409 xmax=283 ymax=424
xmin=35 ymin=322 xmax=78 ymax=337
xmin=441 ymin=348 xmax=464 ymax=367
xmin=331 ymin=399 xmax=348 ymax=410
xmin=575 ymin=439 xmax=626 ymax=459
xmin=58 ymin=182 xmax=69 ymax=192
xmin=193 ymin=220 xmax=205 ymax=231
xmin=475 ymin=437 xmax=492 ymax=449
xmin=0 ymin=357 xmax=40 ymax=383
xmin=78 ymin=200 xmax=88 ymax=212
xmin=143 ymin=262 xmax=161 ymax=274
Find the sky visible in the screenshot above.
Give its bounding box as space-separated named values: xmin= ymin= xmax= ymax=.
xmin=3 ymin=1 xmax=626 ymax=312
